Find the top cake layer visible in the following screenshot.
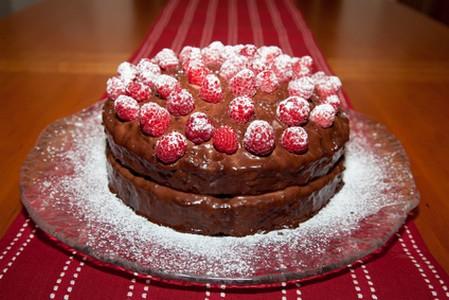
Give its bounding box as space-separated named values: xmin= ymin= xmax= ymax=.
xmin=102 ymin=42 xmax=350 ymax=196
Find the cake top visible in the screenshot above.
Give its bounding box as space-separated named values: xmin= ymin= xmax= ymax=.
xmin=105 ymin=41 xmax=344 ymax=164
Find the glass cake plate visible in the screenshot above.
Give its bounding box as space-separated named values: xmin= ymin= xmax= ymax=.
xmin=20 ymin=101 xmax=419 ymax=287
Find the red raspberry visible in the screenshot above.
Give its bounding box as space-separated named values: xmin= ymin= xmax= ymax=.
xmin=315 ymin=77 xmax=340 ymax=98
xmin=228 ymin=96 xmax=255 ymax=124
xmin=291 ymin=57 xmax=312 ymax=78
xmin=300 ymin=55 xmax=314 ymax=68
xmin=185 ymin=112 xmax=214 ymax=144
xmin=106 ymin=76 xmax=126 ymax=100
xmin=136 ymin=58 xmax=161 ymax=76
xmin=323 ymin=95 xmax=341 ymax=110
xmin=311 ymin=71 xmax=326 ymax=84
xmin=248 ymin=56 xmax=268 ymax=75
xmin=180 ymin=47 xmax=202 ymax=70
xmin=219 ymin=56 xmax=247 ymax=81
xmin=154 ymin=48 xmax=179 ymax=71
xmin=155 ymin=75 xmax=181 ymax=99
xmin=288 ymin=76 xmax=315 ymax=99
xmin=155 ymin=131 xmax=187 ymax=164
xmin=257 ymin=46 xmax=282 ymax=63
xmin=114 ymin=95 xmax=139 ymax=121
xmin=117 ymin=62 xmax=137 ymax=85
xmin=126 ymin=80 xmax=152 ymax=102
xmin=243 ymin=120 xmax=275 ymax=156
xmin=212 ymin=126 xmax=239 ymax=154
xmin=276 ymin=96 xmax=310 ymax=126
xmin=230 ymin=69 xmax=256 ymax=97
xmin=200 ymin=74 xmax=223 ymax=103
xmin=138 ymin=71 xmax=159 ymax=89
xmin=201 ymin=41 xmax=225 ymax=67
xmin=310 ymin=104 xmax=336 ymax=128
xmin=139 ymin=102 xmax=171 ymax=136
xmin=186 ymin=60 xmax=209 ymax=86
xmin=256 ymin=70 xmax=279 ymax=93
xmin=272 ymin=54 xmax=293 ymax=82
xmin=239 ymin=44 xmax=257 ymax=57
xmin=166 ymin=89 xmax=195 ymax=116
xmin=281 ymin=126 xmax=308 ymax=153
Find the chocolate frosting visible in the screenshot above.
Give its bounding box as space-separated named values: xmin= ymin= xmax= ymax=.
xmin=106 ymin=148 xmax=345 ymax=236
xmin=102 ymin=74 xmax=349 ymax=196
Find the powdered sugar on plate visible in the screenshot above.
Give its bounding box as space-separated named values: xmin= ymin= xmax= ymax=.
xmin=20 ymin=102 xmax=419 ymax=285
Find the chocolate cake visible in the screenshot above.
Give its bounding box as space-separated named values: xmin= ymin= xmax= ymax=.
xmin=102 ymin=42 xmax=350 ymax=236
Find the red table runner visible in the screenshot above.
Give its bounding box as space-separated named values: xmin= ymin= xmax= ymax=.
xmin=1 ymin=0 xmax=449 ymax=299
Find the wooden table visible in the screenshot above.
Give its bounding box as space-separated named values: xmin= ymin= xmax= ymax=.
xmin=1 ymin=0 xmax=448 ymax=273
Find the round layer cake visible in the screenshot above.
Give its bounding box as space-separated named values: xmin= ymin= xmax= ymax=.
xmin=103 ymin=42 xmax=350 ymax=236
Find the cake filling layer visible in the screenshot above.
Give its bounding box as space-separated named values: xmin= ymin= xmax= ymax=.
xmin=106 ymin=148 xmax=345 ymax=236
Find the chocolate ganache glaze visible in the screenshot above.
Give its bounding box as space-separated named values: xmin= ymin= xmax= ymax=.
xmin=103 ymin=76 xmax=349 ymax=196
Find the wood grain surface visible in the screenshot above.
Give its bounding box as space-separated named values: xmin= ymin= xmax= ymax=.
xmin=0 ymin=0 xmax=448 ymax=273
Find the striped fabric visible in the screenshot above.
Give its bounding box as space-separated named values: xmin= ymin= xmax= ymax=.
xmin=1 ymin=0 xmax=448 ymax=299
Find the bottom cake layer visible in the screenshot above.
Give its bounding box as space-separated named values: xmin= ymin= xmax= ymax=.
xmin=106 ymin=148 xmax=345 ymax=236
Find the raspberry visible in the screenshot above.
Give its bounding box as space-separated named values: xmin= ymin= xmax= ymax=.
xmin=315 ymin=76 xmax=341 ymax=98
xmin=185 ymin=112 xmax=214 ymax=144
xmin=256 ymin=70 xmax=279 ymax=93
xmin=219 ymin=56 xmax=247 ymax=81
xmin=272 ymin=54 xmax=293 ymax=82
xmin=201 ymin=41 xmax=225 ymax=67
xmin=139 ymin=102 xmax=171 ymax=136
xmin=136 ymin=58 xmax=161 ymax=76
xmin=288 ymin=76 xmax=315 ymax=99
xmin=228 ymin=96 xmax=255 ymax=124
xmin=166 ymin=89 xmax=195 ymax=116
xmin=138 ymin=71 xmax=159 ymax=89
xmin=155 ymin=131 xmax=187 ymax=164
xmin=276 ymin=96 xmax=310 ymax=126
xmin=239 ymin=44 xmax=257 ymax=57
xmin=212 ymin=126 xmax=239 ymax=154
xmin=281 ymin=126 xmax=308 ymax=153
xmin=155 ymin=75 xmax=181 ymax=99
xmin=257 ymin=46 xmax=282 ymax=63
xmin=300 ymin=55 xmax=314 ymax=68
xmin=248 ymin=56 xmax=268 ymax=75
xmin=180 ymin=47 xmax=202 ymax=70
xmin=229 ymin=68 xmax=256 ymax=97
xmin=106 ymin=76 xmax=126 ymax=100
xmin=243 ymin=120 xmax=275 ymax=156
xmin=126 ymin=80 xmax=152 ymax=102
xmin=311 ymin=71 xmax=326 ymax=84
xmin=114 ymin=95 xmax=139 ymax=121
xmin=291 ymin=57 xmax=311 ymax=78
xmin=310 ymin=104 xmax=336 ymax=128
xmin=200 ymin=74 xmax=223 ymax=103
xmin=186 ymin=60 xmax=209 ymax=86
xmin=154 ymin=48 xmax=179 ymax=71
xmin=117 ymin=62 xmax=137 ymax=85
xmin=323 ymin=94 xmax=341 ymax=110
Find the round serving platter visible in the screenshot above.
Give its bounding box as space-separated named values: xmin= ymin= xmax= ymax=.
xmin=20 ymin=101 xmax=419 ymax=286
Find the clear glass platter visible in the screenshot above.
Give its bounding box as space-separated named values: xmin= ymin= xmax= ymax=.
xmin=20 ymin=102 xmax=419 ymax=287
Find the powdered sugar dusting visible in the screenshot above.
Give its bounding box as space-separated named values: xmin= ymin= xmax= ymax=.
xmin=21 ymin=104 xmax=419 ymax=285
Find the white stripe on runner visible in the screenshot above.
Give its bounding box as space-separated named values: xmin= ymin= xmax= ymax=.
xmin=404 ymin=226 xmax=449 ymax=298
xmin=204 ymin=283 xmax=211 ymax=300
xmin=171 ymin=0 xmax=200 ymax=53
xmin=126 ymin=273 xmax=138 ymax=299
xmin=247 ymin=0 xmax=264 ymax=46
xmin=295 ymin=282 xmax=303 ymax=300
xmin=348 ymin=264 xmax=365 ymax=299
xmin=219 ymin=284 xmax=226 ymax=298
xmin=200 ymin=0 xmax=219 ymax=47
xmin=0 ymin=228 xmax=36 ymax=281
xmin=281 ymin=281 xmax=287 ymax=300
xmin=62 ymin=257 xmax=86 ymax=300
xmin=228 ymin=0 xmax=238 ymax=45
xmin=396 ymin=233 xmax=440 ymax=299
xmin=49 ymin=252 xmax=75 ymax=299
xmin=357 ymin=260 xmax=378 ymax=300
xmin=141 ymin=277 xmax=151 ymax=299
xmin=0 ymin=218 xmax=30 ymax=262
xmin=265 ymin=0 xmax=293 ymax=55
xmin=133 ymin=0 xmax=180 ymax=62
